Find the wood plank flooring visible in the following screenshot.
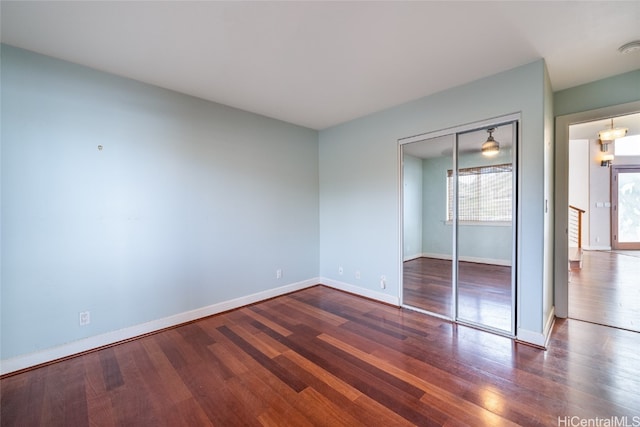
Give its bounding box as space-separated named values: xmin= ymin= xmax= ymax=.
xmin=569 ymin=250 xmax=640 ymax=332
xmin=403 ymin=257 xmax=512 ymax=331
xmin=2 ymin=285 xmax=640 ymax=426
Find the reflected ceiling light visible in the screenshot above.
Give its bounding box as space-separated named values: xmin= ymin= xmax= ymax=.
xmin=481 ymin=128 xmax=500 ymax=157
xmin=598 ymin=118 xmax=628 ymax=145
xmin=601 ymin=153 xmax=614 ymax=168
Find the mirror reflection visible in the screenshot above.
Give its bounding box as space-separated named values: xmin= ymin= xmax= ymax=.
xmin=456 ymin=125 xmax=514 ymax=332
xmin=402 ymin=123 xmax=515 ymax=334
xmin=403 ymin=134 xmax=454 ymax=317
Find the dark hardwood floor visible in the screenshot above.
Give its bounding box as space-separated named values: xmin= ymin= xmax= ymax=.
xmin=2 ymin=285 xmax=640 ymax=426
xmin=403 ymin=257 xmax=512 ymax=331
xmin=569 ymin=250 xmax=640 ymax=332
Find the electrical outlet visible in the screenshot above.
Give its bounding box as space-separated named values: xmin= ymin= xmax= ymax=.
xmin=338 ymin=266 xmax=343 ymax=275
xmin=79 ymin=311 xmax=90 ymax=326
xmin=355 ymin=270 xmax=361 ymax=280
xmin=380 ymin=275 xmax=386 ymax=289
xmin=276 ymin=269 xmax=282 ymax=279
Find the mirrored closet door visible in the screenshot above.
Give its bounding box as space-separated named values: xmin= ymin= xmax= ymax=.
xmin=402 ymin=134 xmax=455 ymax=318
xmin=401 ymin=118 xmax=518 ymax=336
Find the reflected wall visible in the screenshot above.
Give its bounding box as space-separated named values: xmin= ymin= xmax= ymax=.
xmin=403 ymin=135 xmax=453 ymax=317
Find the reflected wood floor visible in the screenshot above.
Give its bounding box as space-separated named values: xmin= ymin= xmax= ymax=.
xmin=403 ymin=257 xmax=512 ymax=331
xmin=403 ymin=257 xmax=452 ymax=316
xmin=2 ymin=285 xmax=640 ymax=426
xmin=569 ymin=250 xmax=640 ymax=332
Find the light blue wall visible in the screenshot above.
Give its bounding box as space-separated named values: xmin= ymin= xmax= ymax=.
xmin=554 ymin=70 xmax=640 ymax=117
xmin=1 ymin=45 xmax=562 ymax=360
xmin=421 ymin=155 xmax=451 ymax=257
xmin=0 ymin=45 xmax=319 ymax=360
xmin=319 ymin=60 xmax=547 ymax=334
xmin=402 ymin=154 xmax=423 ymax=259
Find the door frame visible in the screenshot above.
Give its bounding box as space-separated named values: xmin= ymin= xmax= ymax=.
xmin=554 ymin=101 xmax=640 ymax=318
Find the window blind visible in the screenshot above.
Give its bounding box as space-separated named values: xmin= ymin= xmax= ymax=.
xmin=447 ymin=164 xmax=512 ymax=222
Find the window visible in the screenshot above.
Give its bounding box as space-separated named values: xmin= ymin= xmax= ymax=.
xmin=614 ymin=135 xmax=640 ymax=156
xmin=447 ymin=164 xmax=512 ymax=222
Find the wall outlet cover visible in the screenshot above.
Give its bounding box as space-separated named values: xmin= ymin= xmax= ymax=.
xmin=79 ymin=311 xmax=90 ymax=326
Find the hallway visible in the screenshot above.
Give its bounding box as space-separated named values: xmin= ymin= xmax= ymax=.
xmin=569 ymin=250 xmax=640 ymax=332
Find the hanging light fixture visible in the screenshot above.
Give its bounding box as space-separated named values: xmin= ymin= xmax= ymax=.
xmin=598 ymin=118 xmax=628 ymax=142
xmin=601 ymin=153 xmax=614 ymax=167
xmin=481 ymin=127 xmax=500 ymax=157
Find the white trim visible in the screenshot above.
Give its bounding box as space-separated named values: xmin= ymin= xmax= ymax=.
xmin=403 ymin=253 xmax=423 ymax=262
xmin=416 ymin=252 xmax=512 ymax=267
xmin=398 ymin=112 xmax=521 ymax=146
xmin=398 ymin=140 xmax=405 ymax=306
xmin=0 ymin=278 xmax=318 ymax=376
xmin=403 ymin=304 xmax=452 ymax=321
xmin=543 ymin=307 xmax=556 ymax=348
xmin=320 ymin=277 xmax=400 ymax=306
xmin=516 ymin=328 xmax=547 ymax=348
xmin=584 ymin=245 xmax=612 ymax=251
xmin=517 ymin=307 xmax=555 ymax=348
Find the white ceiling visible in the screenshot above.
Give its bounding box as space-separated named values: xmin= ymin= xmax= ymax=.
xmin=1 ymin=1 xmax=639 ymax=130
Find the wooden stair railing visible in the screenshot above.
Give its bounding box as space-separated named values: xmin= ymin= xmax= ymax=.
xmin=568 ymin=205 xmax=585 ymax=270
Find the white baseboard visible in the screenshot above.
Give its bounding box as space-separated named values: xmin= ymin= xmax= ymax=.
xmin=321 ymin=273 xmax=555 ymax=348
xmin=517 ymin=307 xmax=555 ymax=349
xmin=320 ymin=277 xmax=400 ymax=306
xmin=403 ymin=253 xmax=423 ymax=262
xmin=516 ymin=328 xmax=546 ymax=348
xmin=419 ymin=252 xmax=511 ymax=267
xmin=0 ymin=278 xmax=319 ymax=376
xmin=584 ymin=246 xmax=611 ymax=251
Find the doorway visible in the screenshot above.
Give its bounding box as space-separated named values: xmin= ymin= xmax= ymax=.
xmin=557 ymin=105 xmax=640 ymax=332
xmin=400 ymin=116 xmax=518 ymax=337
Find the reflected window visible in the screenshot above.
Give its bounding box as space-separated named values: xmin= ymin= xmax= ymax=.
xmin=447 ymin=164 xmax=512 ymax=222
